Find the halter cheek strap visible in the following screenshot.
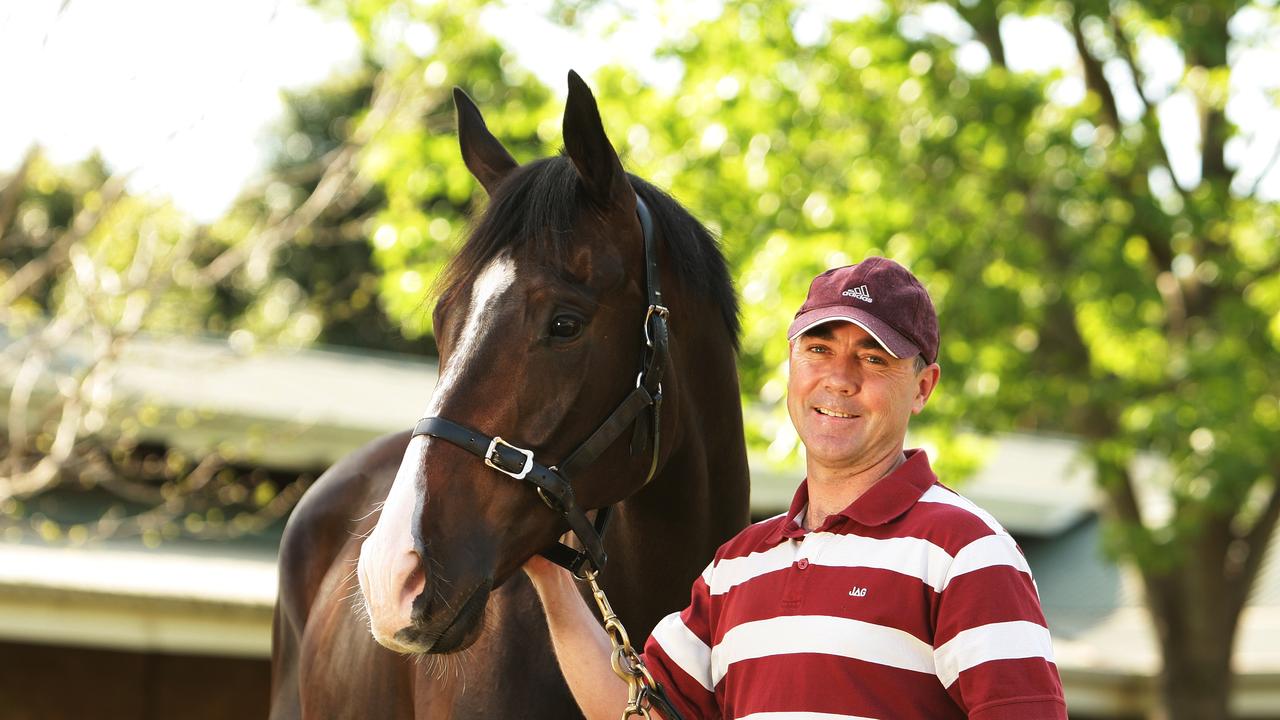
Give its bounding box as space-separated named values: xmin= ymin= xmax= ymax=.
xmin=411 ymin=194 xmax=668 ymax=576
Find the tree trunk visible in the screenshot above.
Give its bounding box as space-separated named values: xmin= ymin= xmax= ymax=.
xmin=1159 ymin=626 xmax=1233 ymax=720
xmin=1145 ymin=533 xmax=1239 ymax=720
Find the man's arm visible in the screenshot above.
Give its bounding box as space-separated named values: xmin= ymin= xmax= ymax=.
xmin=524 ymin=556 xmax=629 ymax=720
xmin=934 ymin=534 xmax=1067 ymax=719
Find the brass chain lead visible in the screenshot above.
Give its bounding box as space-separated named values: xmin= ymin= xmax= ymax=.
xmin=580 ymin=569 xmax=664 ymax=719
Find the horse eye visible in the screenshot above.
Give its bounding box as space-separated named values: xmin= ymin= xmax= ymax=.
xmin=550 ymin=315 xmax=583 ymax=339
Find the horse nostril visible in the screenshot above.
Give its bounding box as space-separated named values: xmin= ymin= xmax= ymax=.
xmin=402 ymin=549 xmax=427 ymax=604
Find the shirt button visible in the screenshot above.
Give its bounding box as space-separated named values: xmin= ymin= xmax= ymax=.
xmin=796 ymin=559 xmax=809 ymax=570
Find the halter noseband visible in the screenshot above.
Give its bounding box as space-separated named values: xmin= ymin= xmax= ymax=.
xmin=410 ymin=194 xmax=668 ymax=576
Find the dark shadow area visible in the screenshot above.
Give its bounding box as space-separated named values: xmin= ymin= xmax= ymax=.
xmin=0 ymin=641 xmax=269 ymax=720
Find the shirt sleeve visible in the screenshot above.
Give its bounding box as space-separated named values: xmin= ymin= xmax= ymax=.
xmin=641 ymin=562 xmax=720 ymax=720
xmin=933 ymin=533 xmax=1068 ymax=719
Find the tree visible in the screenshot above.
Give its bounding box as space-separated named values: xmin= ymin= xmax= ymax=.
xmin=0 ymin=0 xmax=562 ymax=544
xmin=0 ymin=149 xmax=311 ymax=544
xmin=6 ymin=0 xmax=1277 ymax=715
xmin=325 ymin=0 xmax=561 ymax=336
xmin=295 ymin=1 xmax=1277 ymax=714
xmin=574 ymin=2 xmax=1277 ymax=717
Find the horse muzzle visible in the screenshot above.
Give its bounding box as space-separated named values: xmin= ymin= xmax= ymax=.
xmin=398 ymin=577 xmax=493 ymax=654
xmin=357 ymin=537 xmax=492 ymax=655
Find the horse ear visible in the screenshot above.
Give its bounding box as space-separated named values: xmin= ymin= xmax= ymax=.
xmin=454 ymin=87 xmax=519 ymax=196
xmin=562 ymin=70 xmax=634 ymax=210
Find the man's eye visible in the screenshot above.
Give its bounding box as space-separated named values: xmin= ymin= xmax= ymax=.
xmin=550 ymin=315 xmax=583 ymax=339
xmin=864 ymin=354 xmax=886 ymax=365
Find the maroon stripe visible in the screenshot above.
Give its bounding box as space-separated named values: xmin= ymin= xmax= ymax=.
xmin=640 ymin=640 xmax=719 ymax=719
xmin=948 ymin=657 xmax=1067 ymax=715
xmin=934 ymin=566 xmax=1048 ymax=646
xmin=857 ymin=499 xmax=999 ymax=554
xmin=706 ymin=564 xmax=938 ymax=646
xmin=677 ymin=575 xmax=713 ymax=641
xmin=718 ymin=653 xmax=966 ymax=719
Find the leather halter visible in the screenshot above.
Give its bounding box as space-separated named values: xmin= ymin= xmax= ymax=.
xmin=411 ymin=194 xmax=668 ymax=576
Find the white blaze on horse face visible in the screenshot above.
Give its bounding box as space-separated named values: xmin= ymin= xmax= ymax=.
xmin=423 ymin=254 xmax=519 ymax=418
xmin=356 ymin=433 xmax=428 ymax=649
xmin=358 ymin=255 xmax=518 ymax=647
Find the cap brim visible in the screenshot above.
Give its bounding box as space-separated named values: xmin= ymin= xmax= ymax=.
xmin=787 ymin=307 xmax=921 ymax=359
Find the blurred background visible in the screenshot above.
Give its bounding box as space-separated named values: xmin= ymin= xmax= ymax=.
xmin=1 ymin=0 xmax=1277 ymax=718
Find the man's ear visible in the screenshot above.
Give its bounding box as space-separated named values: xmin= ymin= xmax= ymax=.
xmin=912 ymin=363 xmax=941 ymax=414
xmin=454 ymin=87 xmax=518 ymax=195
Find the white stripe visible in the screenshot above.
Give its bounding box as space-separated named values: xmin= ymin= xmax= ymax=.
xmin=934 ymin=621 xmax=1055 ymax=688
xmin=707 ymin=532 xmax=955 ymax=595
xmin=421 ymin=255 xmax=517 ymax=418
xmin=711 ymin=615 xmax=934 ymax=687
xmin=742 ymin=707 xmax=880 ymax=712
xmin=650 ymin=611 xmax=714 ymax=692
xmin=707 ymin=544 xmax=795 ymax=596
xmin=944 ymin=534 xmax=1031 ymax=589
xmin=810 ymin=533 xmax=954 ymax=592
xmin=918 ymin=485 xmax=1008 ymax=537
xmin=700 ymin=559 xmax=715 ymax=586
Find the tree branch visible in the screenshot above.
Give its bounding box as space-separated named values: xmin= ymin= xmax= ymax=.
xmin=1070 ymin=10 xmax=1120 ymax=130
xmin=1186 ymin=3 xmax=1233 ymax=189
xmin=954 ymin=0 xmax=1006 ymax=68
xmin=1245 ymin=137 xmax=1280 ymax=199
xmin=1229 ymin=477 xmax=1280 ymax=619
xmin=195 ymin=70 xmax=402 ymax=288
xmin=1200 ymin=106 xmax=1230 ymax=186
xmin=1108 ymin=14 xmax=1193 ymax=202
xmin=0 ymin=173 xmax=129 ymax=312
xmin=0 ymin=147 xmax=37 ymax=242
xmin=1109 ymin=14 xmax=1156 ymax=115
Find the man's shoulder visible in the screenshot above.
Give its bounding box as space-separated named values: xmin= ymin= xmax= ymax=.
xmin=901 ymin=481 xmax=1015 ymax=550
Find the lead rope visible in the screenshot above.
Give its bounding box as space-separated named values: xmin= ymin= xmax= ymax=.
xmin=578 ymin=569 xmax=684 ymax=720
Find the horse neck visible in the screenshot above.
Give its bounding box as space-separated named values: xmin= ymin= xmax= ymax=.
xmin=602 ymin=285 xmax=751 ymax=637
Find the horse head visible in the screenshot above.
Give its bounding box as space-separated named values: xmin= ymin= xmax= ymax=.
xmin=357 ymin=72 xmax=670 ymax=655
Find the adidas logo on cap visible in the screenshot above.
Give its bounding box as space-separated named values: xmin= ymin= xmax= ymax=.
xmin=842 ymin=285 xmax=873 ymax=303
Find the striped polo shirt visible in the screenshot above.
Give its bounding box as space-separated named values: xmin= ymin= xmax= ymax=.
xmin=642 ymin=449 xmax=1066 ymax=720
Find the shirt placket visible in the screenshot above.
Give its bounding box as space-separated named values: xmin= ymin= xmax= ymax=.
xmin=780 ymin=533 xmax=824 ymax=610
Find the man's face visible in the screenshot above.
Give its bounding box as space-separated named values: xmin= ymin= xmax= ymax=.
xmin=786 ymin=321 xmax=939 ymax=476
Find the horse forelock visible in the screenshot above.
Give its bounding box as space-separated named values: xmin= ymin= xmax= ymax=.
xmin=435 ymin=156 xmax=740 ymax=348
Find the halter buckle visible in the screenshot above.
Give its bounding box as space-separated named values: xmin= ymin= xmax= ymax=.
xmin=484 ymin=436 xmax=535 ymax=480
xmin=643 ymin=304 xmax=669 ymax=347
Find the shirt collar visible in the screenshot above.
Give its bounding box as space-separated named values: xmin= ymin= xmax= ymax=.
xmin=768 ymin=449 xmax=937 ymax=543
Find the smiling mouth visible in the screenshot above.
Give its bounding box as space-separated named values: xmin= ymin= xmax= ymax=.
xmin=815 ymin=407 xmax=858 ymax=419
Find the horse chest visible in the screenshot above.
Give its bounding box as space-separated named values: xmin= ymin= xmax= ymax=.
xmin=299 ymin=570 xmax=581 ymax=719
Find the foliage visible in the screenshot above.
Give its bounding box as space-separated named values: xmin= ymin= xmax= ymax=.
xmin=577 ymin=2 xmax=1276 ymax=717
xmin=308 ymin=1 xmax=1278 ymax=716
xmin=2 ymin=0 xmax=1278 ymax=715
xmin=0 ymin=150 xmax=311 ymax=545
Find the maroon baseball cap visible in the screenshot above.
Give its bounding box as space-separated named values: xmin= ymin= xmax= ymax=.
xmin=787 ymin=257 xmax=939 ymax=364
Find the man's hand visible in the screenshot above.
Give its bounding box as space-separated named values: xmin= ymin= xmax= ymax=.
xmin=522 ymin=550 xmax=629 ymax=720
xmin=523 ymin=552 xmax=567 ymax=584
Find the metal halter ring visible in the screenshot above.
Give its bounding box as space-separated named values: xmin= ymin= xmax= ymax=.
xmin=536 ymin=486 xmax=566 ymax=514
xmin=634 ymin=370 xmax=663 ymax=393
xmin=484 ymin=436 xmax=534 ymax=480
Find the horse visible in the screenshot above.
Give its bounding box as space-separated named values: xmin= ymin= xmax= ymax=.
xmin=268 ymin=71 xmax=751 ymax=719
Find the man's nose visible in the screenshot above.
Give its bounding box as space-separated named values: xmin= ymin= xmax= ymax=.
xmin=824 ymin=358 xmax=862 ymax=393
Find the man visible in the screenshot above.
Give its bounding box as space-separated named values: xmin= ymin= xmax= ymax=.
xmin=525 ymin=257 xmax=1067 ymax=719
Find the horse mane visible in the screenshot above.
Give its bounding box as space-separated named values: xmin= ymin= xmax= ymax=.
xmin=438 ymin=156 xmax=740 ymax=348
